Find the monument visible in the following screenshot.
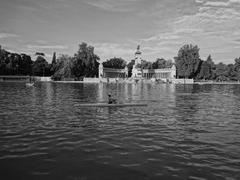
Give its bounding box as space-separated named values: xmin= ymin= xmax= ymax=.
xmin=135 ymin=45 xmax=142 ymax=65
xmin=131 ymin=45 xmax=176 ymax=81
xmin=131 ymin=45 xmax=143 ymax=78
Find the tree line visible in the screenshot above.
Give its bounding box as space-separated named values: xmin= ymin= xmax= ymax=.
xmin=174 ymin=44 xmax=240 ymax=81
xmin=0 ymin=46 xmax=32 ymax=76
xmin=0 ymin=45 xmax=54 ymax=76
xmin=1 ymin=43 xmax=240 ymax=81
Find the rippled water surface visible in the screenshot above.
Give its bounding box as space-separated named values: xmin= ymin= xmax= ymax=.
xmin=0 ymin=82 xmax=240 ymax=180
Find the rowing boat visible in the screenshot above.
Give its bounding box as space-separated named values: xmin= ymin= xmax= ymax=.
xmin=78 ymin=103 xmax=147 ymax=107
xmin=26 ymin=82 xmax=34 ymax=87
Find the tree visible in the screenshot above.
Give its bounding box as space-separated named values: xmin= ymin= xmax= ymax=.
xmin=52 ymin=52 xmax=56 ymax=64
xmin=50 ymin=52 xmax=57 ymax=75
xmin=73 ymin=42 xmax=100 ymax=78
xmin=196 ymin=61 xmax=211 ymax=80
xmin=135 ymin=60 xmax=152 ymax=69
xmin=152 ymin=58 xmax=173 ymax=69
xmin=206 ymin=55 xmax=215 ymax=79
xmin=35 ymin=52 xmax=45 ymax=56
xmin=174 ymin=44 xmax=201 ymax=78
xmin=234 ymin=57 xmax=240 ymax=71
xmin=0 ymin=46 xmax=33 ymax=75
xmin=103 ymin=57 xmax=126 ymax=69
xmin=206 ymin=55 xmax=214 ymax=67
xmin=52 ymin=55 xmax=74 ymax=81
xmin=19 ymin=54 xmax=33 ymax=75
xmin=227 ymin=64 xmax=236 ymax=81
xmin=166 ymin=59 xmax=173 ymax=68
xmin=32 ymin=56 xmax=49 ymax=76
xmin=141 ymin=60 xmax=153 ymax=69
xmin=196 ymin=55 xmax=215 ymax=80
xmin=127 ymin=60 xmax=135 ymax=77
xmin=229 ymin=57 xmax=240 ymax=81
xmin=215 ymin=62 xmax=229 ymax=81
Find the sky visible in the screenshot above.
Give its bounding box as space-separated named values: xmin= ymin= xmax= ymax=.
xmin=0 ymin=0 xmax=240 ymax=63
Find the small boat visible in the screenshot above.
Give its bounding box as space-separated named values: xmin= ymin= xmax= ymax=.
xmin=26 ymin=76 xmax=35 ymax=87
xmin=77 ymin=103 xmax=147 ymax=107
xmin=26 ymin=82 xmax=34 ymax=87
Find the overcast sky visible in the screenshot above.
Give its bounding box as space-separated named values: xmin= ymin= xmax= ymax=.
xmin=0 ymin=0 xmax=240 ymax=63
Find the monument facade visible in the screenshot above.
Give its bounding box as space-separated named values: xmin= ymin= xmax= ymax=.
xmin=98 ymin=45 xmax=176 ymax=81
xmin=131 ymin=45 xmax=143 ymax=78
xmin=98 ymin=62 xmax=128 ymax=78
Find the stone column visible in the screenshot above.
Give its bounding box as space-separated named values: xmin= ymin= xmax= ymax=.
xmin=125 ymin=66 xmax=128 ymax=78
xmin=171 ymin=64 xmax=176 ymax=79
xmin=99 ymin=62 xmax=103 ymax=78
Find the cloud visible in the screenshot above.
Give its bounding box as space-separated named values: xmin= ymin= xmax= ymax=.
xmin=229 ymin=0 xmax=240 ymax=3
xmin=17 ymin=0 xmax=72 ymax=12
xmin=204 ymin=1 xmax=230 ymax=7
xmin=203 ymin=0 xmax=240 ymax=7
xmin=173 ymin=6 xmax=240 ymax=29
xmin=0 ymin=33 xmax=19 ymax=39
xmin=141 ymin=33 xmax=181 ymax=42
xmin=195 ymin=0 xmax=204 ymax=3
xmin=83 ymin=0 xmax=142 ymax=12
xmin=35 ymin=40 xmax=49 ymax=44
xmin=94 ymin=43 xmax=134 ymax=61
xmin=17 ymin=4 xmax=39 ymax=12
xmin=26 ymin=44 xmax=68 ymax=50
xmin=171 ymin=2 xmax=240 ymax=62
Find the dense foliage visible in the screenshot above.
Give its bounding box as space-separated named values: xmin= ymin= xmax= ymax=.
xmin=103 ymin=57 xmax=126 ymax=69
xmin=134 ymin=58 xmax=173 ymax=70
xmin=51 ymin=42 xmax=100 ymax=80
xmin=32 ymin=55 xmax=51 ymax=76
xmin=174 ymin=44 xmax=240 ymax=81
xmin=152 ymin=59 xmax=173 ymax=69
xmin=174 ymin=44 xmax=201 ymax=79
xmin=136 ymin=60 xmax=153 ymax=69
xmin=0 ymin=47 xmax=33 ymax=75
xmin=50 ymin=52 xmax=57 ymax=75
xmin=51 ymin=55 xmax=74 ymax=81
xmin=72 ymin=42 xmax=99 ymax=79
xmin=0 ymin=46 xmax=53 ymax=76
xmin=127 ymin=60 xmax=135 ymax=77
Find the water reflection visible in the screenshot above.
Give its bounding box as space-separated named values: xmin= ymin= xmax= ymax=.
xmin=0 ymin=82 xmax=240 ymax=180
xmin=98 ymin=82 xmax=104 ymax=102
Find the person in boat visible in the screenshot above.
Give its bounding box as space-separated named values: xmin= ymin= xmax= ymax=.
xmin=108 ymin=94 xmax=117 ymax=104
xmin=29 ymin=76 xmax=35 ymax=84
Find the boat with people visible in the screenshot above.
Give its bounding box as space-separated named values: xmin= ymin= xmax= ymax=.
xmin=26 ymin=82 xmax=34 ymax=87
xmin=77 ymin=93 xmax=147 ymax=107
xmin=26 ymin=76 xmax=35 ymax=87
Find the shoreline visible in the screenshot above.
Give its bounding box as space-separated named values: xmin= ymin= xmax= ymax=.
xmin=194 ymin=81 xmax=240 ymax=85
xmin=1 ymin=81 xmax=240 ymax=85
xmin=48 ymin=80 xmax=240 ymax=85
xmin=1 ymin=75 xmax=240 ymax=85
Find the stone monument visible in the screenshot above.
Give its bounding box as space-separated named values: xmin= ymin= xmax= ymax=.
xmin=131 ymin=45 xmax=142 ymax=78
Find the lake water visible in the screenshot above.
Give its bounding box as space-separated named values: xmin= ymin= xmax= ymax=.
xmin=0 ymin=82 xmax=240 ymax=180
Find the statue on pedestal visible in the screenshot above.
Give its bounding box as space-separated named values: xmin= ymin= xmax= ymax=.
xmin=137 ymin=45 xmax=140 ymax=51
xmin=132 ymin=45 xmax=143 ymax=78
xmin=98 ymin=62 xmax=103 ymax=78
